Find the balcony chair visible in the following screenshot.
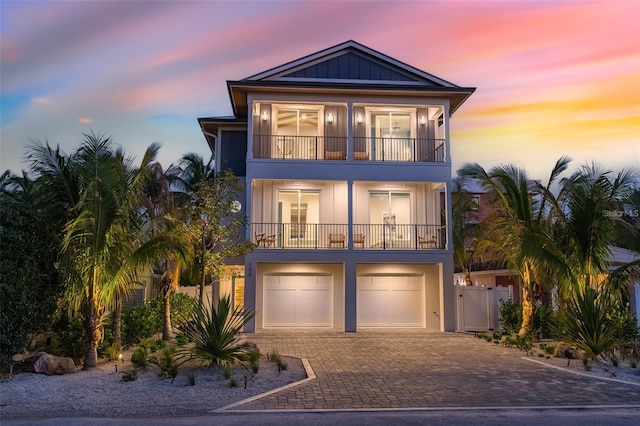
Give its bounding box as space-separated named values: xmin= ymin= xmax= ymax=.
xmin=328 ymin=233 xmax=345 ymax=248
xmin=353 ymin=233 xmax=365 ymax=248
xmin=353 ymin=151 xmax=369 ymax=161
xmin=325 ymin=150 xmax=345 ymax=160
xmin=418 ymin=235 xmax=438 ymax=249
xmin=255 ymin=232 xmax=276 ymax=248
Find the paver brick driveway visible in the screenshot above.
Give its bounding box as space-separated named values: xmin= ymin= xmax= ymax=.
xmin=233 ymin=331 xmax=640 ymax=410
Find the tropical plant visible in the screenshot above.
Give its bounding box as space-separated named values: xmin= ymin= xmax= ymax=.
xmin=554 ymin=287 xmax=621 ymax=361
xmin=550 ymin=163 xmax=638 ymax=301
xmin=150 ymin=346 xmax=179 ymax=382
xmin=176 ymin=294 xmax=255 ymax=368
xmin=460 ymin=157 xmax=572 ymax=336
xmin=451 ymin=175 xmax=480 ymax=285
xmin=0 ymin=172 xmax=64 ymax=371
xmin=131 ymin=347 xmax=149 ymax=369
xmin=120 ymin=293 xmax=195 ymax=347
xmin=25 ymin=132 xmax=189 ymax=367
xmin=139 ymin=162 xmax=193 ymax=341
xmin=173 ymin=154 xmax=252 ymax=304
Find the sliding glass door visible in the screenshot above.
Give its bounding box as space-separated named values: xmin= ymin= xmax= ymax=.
xmin=370 ymin=112 xmax=412 ymax=161
xmin=278 ymin=190 xmax=320 ymax=247
xmin=369 ymin=191 xmax=411 ymax=247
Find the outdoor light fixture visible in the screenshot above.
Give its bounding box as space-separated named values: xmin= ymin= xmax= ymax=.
xmin=356 ymin=113 xmax=363 ymax=124
xmin=419 ymin=116 xmax=426 ymax=126
xmin=327 ymin=113 xmax=334 ymax=124
xmin=261 ymin=111 xmax=269 ymax=122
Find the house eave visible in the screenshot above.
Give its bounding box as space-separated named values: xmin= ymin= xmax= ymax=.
xmin=227 ymin=80 xmax=475 ymax=118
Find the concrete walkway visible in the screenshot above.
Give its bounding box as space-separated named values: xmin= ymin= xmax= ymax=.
xmin=225 ymin=331 xmax=640 ymax=411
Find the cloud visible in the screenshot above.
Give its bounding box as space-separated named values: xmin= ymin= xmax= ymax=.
xmin=33 ymin=97 xmax=50 ymax=105
xmin=78 ymin=117 xmax=93 ymax=124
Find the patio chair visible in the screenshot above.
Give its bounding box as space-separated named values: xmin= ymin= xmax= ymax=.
xmin=328 ymin=233 xmax=345 ymax=248
xmin=418 ymin=235 xmax=438 ymax=249
xmin=256 ymin=232 xmax=276 ymax=247
xmin=353 ymin=233 xmax=365 ymax=248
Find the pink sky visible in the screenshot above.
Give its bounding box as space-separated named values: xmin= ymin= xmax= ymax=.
xmin=1 ymin=0 xmax=638 ymax=181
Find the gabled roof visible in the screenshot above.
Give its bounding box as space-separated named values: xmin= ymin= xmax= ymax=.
xmin=226 ymin=40 xmax=475 ymax=117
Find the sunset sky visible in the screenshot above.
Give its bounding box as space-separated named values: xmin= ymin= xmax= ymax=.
xmin=1 ymin=0 xmax=638 ymax=181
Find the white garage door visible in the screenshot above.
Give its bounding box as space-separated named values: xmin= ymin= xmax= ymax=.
xmin=263 ymin=274 xmax=333 ymax=327
xmin=357 ymin=275 xmax=424 ymax=327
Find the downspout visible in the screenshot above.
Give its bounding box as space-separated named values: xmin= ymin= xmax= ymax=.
xmin=201 ymin=130 xmax=217 ymax=167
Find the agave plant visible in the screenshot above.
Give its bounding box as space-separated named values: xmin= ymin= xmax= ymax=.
xmin=555 ymin=287 xmax=620 ymax=361
xmin=176 ymin=295 xmax=255 ymax=368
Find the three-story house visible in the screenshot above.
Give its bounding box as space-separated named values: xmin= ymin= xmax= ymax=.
xmin=198 ymin=41 xmax=474 ymax=332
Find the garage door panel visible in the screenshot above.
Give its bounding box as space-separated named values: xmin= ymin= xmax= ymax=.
xmin=264 ymin=289 xmax=296 ymax=326
xmin=357 ymin=289 xmax=389 ymax=325
xmin=298 ymin=289 xmax=332 ymax=326
xmin=391 ymin=289 xmax=422 ymax=325
xmin=358 ymin=275 xmax=424 ymax=327
xmin=264 ymin=274 xmax=333 ymax=327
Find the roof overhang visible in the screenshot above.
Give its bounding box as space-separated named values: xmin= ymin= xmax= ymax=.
xmin=227 ymin=80 xmax=475 ymax=118
xmin=197 ymin=116 xmax=247 ymax=153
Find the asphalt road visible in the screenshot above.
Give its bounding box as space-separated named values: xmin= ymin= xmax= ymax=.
xmin=4 ymin=407 xmax=640 ymax=426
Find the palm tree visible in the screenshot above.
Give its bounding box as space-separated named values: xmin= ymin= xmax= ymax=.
xmin=460 ymin=157 xmax=572 ymax=336
xmin=26 ymin=132 xmax=189 ymax=367
xmin=551 ymin=164 xmax=638 ymax=302
xmin=139 ymin=162 xmax=192 ymax=341
xmin=451 ymin=176 xmax=480 ymax=286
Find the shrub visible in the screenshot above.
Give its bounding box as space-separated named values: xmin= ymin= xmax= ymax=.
xmin=555 ymin=288 xmax=620 ymax=361
xmin=187 ymin=372 xmax=196 ymax=386
xmin=49 ymin=316 xmax=85 ymax=365
xmin=121 ymin=370 xmax=138 ymax=382
xmin=175 ymin=332 xmax=189 ymax=346
xmin=131 ymin=347 xmax=149 ymax=369
xmin=150 ymin=346 xmax=179 ymax=382
xmin=533 ymin=303 xmax=557 ymax=339
xmin=121 ymin=293 xmax=196 ymax=347
xmin=222 ymin=366 xmax=232 ymax=379
xmin=102 ymin=343 xmax=121 ymax=362
xmin=247 ymin=350 xmax=261 ymax=373
xmin=499 ymin=299 xmax=522 ymax=335
xmin=176 ymin=295 xmax=255 ymax=368
xmin=500 ymin=299 xmax=557 ymax=339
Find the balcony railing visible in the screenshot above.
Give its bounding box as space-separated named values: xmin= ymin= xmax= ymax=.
xmin=354 ymin=137 xmax=445 ymax=162
xmin=252 ymin=223 xmax=446 ymax=250
xmin=252 ymin=135 xmax=445 ymax=163
xmin=253 ymin=135 xmax=348 ymax=160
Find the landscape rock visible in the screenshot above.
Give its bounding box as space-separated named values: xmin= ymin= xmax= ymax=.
xmin=552 ymin=342 xmax=578 ymax=359
xmin=33 ymin=352 xmax=77 ymax=375
xmin=240 ymin=341 xmax=260 ymax=353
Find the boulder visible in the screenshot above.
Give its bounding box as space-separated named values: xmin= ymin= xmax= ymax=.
xmin=33 ymin=352 xmax=77 ymax=375
xmin=552 ymin=342 xmax=578 ymax=359
xmin=240 ymin=341 xmax=260 ymax=353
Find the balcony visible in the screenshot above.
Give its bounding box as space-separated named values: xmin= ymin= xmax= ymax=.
xmin=252 ymin=135 xmax=445 ymax=163
xmin=252 ymin=223 xmax=446 ymax=250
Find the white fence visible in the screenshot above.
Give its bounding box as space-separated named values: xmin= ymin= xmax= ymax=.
xmin=456 ymin=285 xmax=513 ymax=332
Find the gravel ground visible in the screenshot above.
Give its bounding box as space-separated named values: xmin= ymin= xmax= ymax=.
xmin=0 ymin=349 xmax=306 ymax=421
xmin=524 ymin=354 xmax=640 ymax=385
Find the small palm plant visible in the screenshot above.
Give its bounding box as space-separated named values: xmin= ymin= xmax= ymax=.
xmin=555 ymin=288 xmax=620 ymax=361
xmin=176 ymin=295 xmax=255 ymax=368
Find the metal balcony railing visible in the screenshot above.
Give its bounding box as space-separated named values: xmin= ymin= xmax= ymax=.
xmin=353 ymin=137 xmax=445 ymax=162
xmin=251 ymin=223 xmax=446 ymax=250
xmin=252 ymin=135 xmax=445 ymax=163
xmin=252 ymin=135 xmax=348 ymax=160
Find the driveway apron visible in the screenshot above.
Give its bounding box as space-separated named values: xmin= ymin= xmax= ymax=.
xmin=236 ymin=331 xmax=640 ymax=410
